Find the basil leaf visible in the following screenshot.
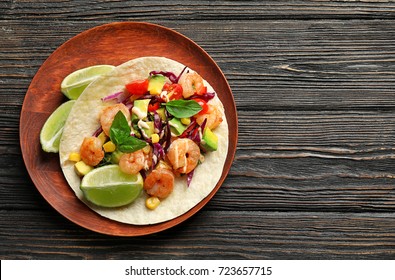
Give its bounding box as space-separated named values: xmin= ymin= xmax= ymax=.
xmin=110 ymin=111 xmax=131 ymax=146
xmin=164 ymin=100 xmax=202 ymax=118
xmin=109 ymin=111 xmax=147 ymax=153
xmin=118 ymin=137 xmax=147 ymax=153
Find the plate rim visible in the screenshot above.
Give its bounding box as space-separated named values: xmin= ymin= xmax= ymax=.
xmin=19 ymin=21 xmax=238 ymax=236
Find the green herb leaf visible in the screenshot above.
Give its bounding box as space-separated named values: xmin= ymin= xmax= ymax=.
xmin=110 ymin=111 xmax=147 ymax=153
xmin=110 ymin=111 xmax=131 ymax=146
xmin=164 ymin=99 xmax=202 ymax=118
xmin=118 ymin=137 xmax=147 ymax=153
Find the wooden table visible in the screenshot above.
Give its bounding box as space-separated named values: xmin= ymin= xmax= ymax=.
xmin=1 ymin=0 xmax=395 ymax=259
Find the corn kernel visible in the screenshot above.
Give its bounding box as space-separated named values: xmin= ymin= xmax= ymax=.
xmin=74 ymin=161 xmax=93 ymax=176
xmin=146 ymin=196 xmax=160 ymax=210
xmin=97 ymin=131 xmax=107 ymax=145
xmin=151 ymin=133 xmax=160 ymax=144
xmin=181 ymin=117 xmax=191 ymax=125
xmin=68 ymin=152 xmax=81 ymax=162
xmin=103 ymin=141 xmax=116 ymax=153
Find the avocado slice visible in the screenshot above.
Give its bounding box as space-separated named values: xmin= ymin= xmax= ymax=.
xmin=148 ymin=75 xmax=166 ymax=95
xmin=110 ymin=150 xmax=124 ymax=164
xmin=201 ymin=127 xmax=218 ymax=151
xmin=132 ymin=99 xmax=150 ymax=120
xmin=140 ymin=121 xmax=155 ymax=137
xmin=169 ymin=118 xmax=187 ymax=136
xmin=156 ymin=107 xmax=166 ymax=120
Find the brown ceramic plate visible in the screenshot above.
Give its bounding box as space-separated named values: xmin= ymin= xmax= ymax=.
xmin=20 ymin=22 xmax=238 ymax=236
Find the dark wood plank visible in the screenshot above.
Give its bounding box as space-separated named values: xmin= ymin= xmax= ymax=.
xmin=238 ymin=110 xmax=395 ymax=150
xmin=1 ymin=210 xmax=394 ymax=259
xmin=2 ymin=0 xmax=395 ymax=20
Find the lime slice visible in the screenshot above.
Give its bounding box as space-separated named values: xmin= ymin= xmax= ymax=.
xmin=40 ymin=100 xmax=75 ymax=153
xmin=60 ymin=65 xmax=115 ymax=99
xmin=80 ymin=165 xmax=144 ymax=207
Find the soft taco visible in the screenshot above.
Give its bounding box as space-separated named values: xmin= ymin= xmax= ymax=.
xmin=59 ymin=56 xmax=228 ymax=225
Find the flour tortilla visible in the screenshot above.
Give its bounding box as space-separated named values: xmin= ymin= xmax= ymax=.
xmin=59 ymin=56 xmax=228 ymax=225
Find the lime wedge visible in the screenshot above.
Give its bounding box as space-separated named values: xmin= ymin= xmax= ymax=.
xmin=80 ymin=165 xmax=144 ymax=207
xmin=40 ymin=100 xmax=75 ymax=153
xmin=60 ymin=65 xmax=115 ymax=99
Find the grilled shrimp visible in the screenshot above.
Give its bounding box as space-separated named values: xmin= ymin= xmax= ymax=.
xmin=195 ymin=104 xmax=223 ymax=130
xmin=179 ymin=71 xmax=205 ymax=98
xmin=144 ymin=168 xmax=175 ymax=199
xmin=118 ymin=149 xmax=152 ymax=175
xmin=80 ymin=136 xmax=104 ymax=166
xmin=100 ymin=103 xmax=131 ymax=136
xmin=167 ymin=138 xmax=200 ymax=174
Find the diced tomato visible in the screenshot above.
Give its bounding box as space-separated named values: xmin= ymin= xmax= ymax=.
xmin=148 ymin=102 xmax=161 ymax=112
xmin=192 ymin=98 xmax=208 ymax=115
xmin=125 ymin=79 xmax=149 ymax=95
xmin=165 ymin=83 xmax=183 ymax=100
xmin=162 ymin=83 xmax=171 ymax=91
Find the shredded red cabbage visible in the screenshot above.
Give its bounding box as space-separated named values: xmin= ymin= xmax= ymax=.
xmin=151 ymin=95 xmax=165 ymax=104
xmin=191 ymin=128 xmax=201 ymax=144
xmin=200 ymin=118 xmax=207 ymax=134
xmin=138 ymin=94 xmax=164 ymax=105
xmin=153 ymin=111 xmax=162 ymax=132
xmin=149 ymin=70 xmax=178 ymax=84
xmin=101 ymin=91 xmax=129 ymax=103
xmin=179 ymin=120 xmax=197 ymax=138
xmin=175 ymin=66 xmax=187 ymax=83
xmin=92 ymin=126 xmax=103 ymax=137
xmin=164 ymin=122 xmax=172 ymax=152
xmin=179 ymin=118 xmax=208 ymax=149
xmin=149 ymin=66 xmax=188 ymax=84
xmin=139 ymin=93 xmax=153 ymax=99
xmin=189 ymin=92 xmax=216 ymax=102
xmin=123 ymin=98 xmax=133 ymax=110
xmin=152 ymin=143 xmax=165 ymax=166
xmin=187 ymin=170 xmax=194 ymax=187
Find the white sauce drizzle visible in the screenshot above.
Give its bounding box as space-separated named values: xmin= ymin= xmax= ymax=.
xmin=160 ymin=90 xmax=169 ymax=102
xmin=132 ymin=106 xmax=146 ymax=119
xmin=137 ymin=119 xmax=150 ymax=130
xmin=152 ymin=155 xmax=158 ymax=166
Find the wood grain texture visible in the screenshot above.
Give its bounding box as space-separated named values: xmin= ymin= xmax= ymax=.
xmin=2 ymin=0 xmax=395 ymax=258
xmin=1 ymin=210 xmax=395 ymax=259
xmin=2 ymin=0 xmax=395 ymax=20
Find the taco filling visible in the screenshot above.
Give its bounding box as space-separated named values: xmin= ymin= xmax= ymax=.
xmin=59 ymin=57 xmax=228 ymax=225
